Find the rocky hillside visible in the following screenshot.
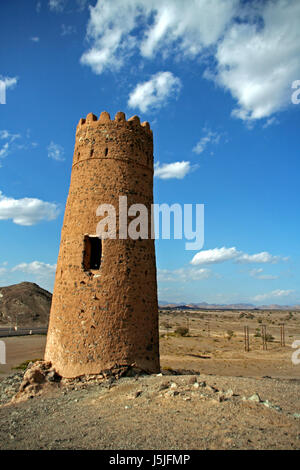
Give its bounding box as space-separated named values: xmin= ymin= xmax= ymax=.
xmin=0 ymin=282 xmax=52 ymax=327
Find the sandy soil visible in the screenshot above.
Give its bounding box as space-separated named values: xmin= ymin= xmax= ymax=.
xmin=159 ymin=309 xmax=300 ymax=379
xmin=1 ymin=309 xmax=299 ymax=379
xmin=0 ymin=372 xmax=299 ymax=450
xmin=0 ymin=309 xmax=299 ymax=450
xmin=0 ymin=335 xmax=46 ymax=376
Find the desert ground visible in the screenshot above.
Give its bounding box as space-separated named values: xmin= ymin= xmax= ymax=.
xmin=158 ymin=308 xmax=300 ymax=379
xmin=0 ymin=309 xmax=299 ymax=450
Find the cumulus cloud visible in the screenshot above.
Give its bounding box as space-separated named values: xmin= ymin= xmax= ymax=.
xmin=193 ymin=128 xmax=222 ymax=155
xmin=191 ymin=247 xmax=287 ymax=266
xmin=80 ymin=0 xmax=300 ymax=122
xmin=0 ymin=191 xmax=60 ymax=226
xmin=30 ymin=37 xmax=40 ymax=42
xmin=212 ymin=0 xmax=300 ymax=121
xmin=154 ymin=161 xmax=193 ymax=180
xmin=80 ymin=0 xmax=237 ymax=74
xmin=128 ymin=72 xmax=181 ymax=113
xmin=253 ymin=289 xmax=295 ymax=302
xmin=191 ymin=247 xmax=240 ymax=265
xmin=47 ymin=141 xmax=65 ymax=161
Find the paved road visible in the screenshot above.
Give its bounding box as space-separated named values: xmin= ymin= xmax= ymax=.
xmin=0 ymin=327 xmax=47 ymax=338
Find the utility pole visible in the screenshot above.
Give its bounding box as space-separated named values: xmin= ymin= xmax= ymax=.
xmin=261 ymin=324 xmax=267 ymax=350
xmin=244 ymin=325 xmax=250 ymax=352
xmin=280 ymin=323 xmax=285 ymax=347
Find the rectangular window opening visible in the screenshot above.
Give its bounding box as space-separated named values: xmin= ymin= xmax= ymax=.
xmin=83 ymin=236 xmax=102 ymax=271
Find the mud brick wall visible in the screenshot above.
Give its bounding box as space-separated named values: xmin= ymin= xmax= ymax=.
xmin=45 ymin=111 xmax=160 ymax=378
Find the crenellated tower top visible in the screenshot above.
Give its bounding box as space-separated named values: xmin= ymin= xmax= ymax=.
xmin=76 ymin=111 xmax=152 ymax=134
xmin=74 ymin=111 xmax=153 ymax=170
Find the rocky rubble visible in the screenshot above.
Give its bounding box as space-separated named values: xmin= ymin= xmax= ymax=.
xmin=0 ymin=372 xmax=23 ymax=405
xmin=1 ymin=364 xmax=298 ymax=422
xmin=0 ymin=370 xmax=299 ymax=449
xmin=11 ymin=361 xmax=61 ymax=402
xmin=1 ymin=361 xmax=150 ymax=404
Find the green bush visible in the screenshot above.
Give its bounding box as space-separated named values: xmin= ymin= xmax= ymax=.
xmin=12 ymin=359 xmax=42 ymax=370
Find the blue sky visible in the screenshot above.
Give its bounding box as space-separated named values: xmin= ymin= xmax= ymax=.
xmin=0 ymin=0 xmax=299 ymax=305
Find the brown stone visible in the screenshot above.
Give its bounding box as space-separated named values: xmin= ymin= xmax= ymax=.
xmin=45 ymin=111 xmax=160 ymax=378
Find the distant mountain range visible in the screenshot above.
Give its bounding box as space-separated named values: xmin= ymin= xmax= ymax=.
xmin=159 ymin=301 xmax=300 ymax=310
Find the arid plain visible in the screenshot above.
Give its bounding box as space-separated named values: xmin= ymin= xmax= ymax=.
xmin=0 ymin=309 xmax=299 ymax=450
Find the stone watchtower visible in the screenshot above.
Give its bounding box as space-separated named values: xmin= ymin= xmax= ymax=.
xmin=45 ymin=111 xmax=160 ymax=378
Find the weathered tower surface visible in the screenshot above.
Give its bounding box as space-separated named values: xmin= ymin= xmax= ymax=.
xmin=45 ymin=111 xmax=160 ymax=378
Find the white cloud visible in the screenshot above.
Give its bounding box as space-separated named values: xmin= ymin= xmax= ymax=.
xmin=47 ymin=141 xmax=65 ymax=161
xmin=140 ymin=0 xmax=237 ymax=59
xmin=193 ymin=128 xmax=222 ymax=155
xmin=0 ymin=130 xmax=21 ymax=160
xmin=30 ymin=37 xmax=40 ymax=42
xmin=48 ymin=0 xmax=66 ymax=12
xmin=48 ymin=0 xmax=88 ymax=13
xmin=80 ymin=0 xmax=300 ymax=122
xmin=212 ymin=0 xmax=300 ymax=121
xmin=12 ymin=261 xmax=56 ymax=276
xmin=80 ymin=0 xmax=238 ymax=74
xmin=191 ymin=247 xmax=240 ymax=265
xmin=0 ymin=191 xmax=60 ymax=226
xmin=158 ymin=267 xmax=212 ymax=282
xmin=250 ymin=268 xmax=278 ymax=280
xmin=0 ymin=131 xmax=39 ymax=165
xmin=253 ymin=289 xmax=295 ymax=302
xmin=154 ymin=161 xmax=192 ymax=180
xmin=11 ymin=261 xmax=57 ymax=292
xmin=263 ymin=117 xmax=279 ymax=128
xmin=128 ymin=71 xmax=181 ymax=113
xmin=237 ymin=252 xmax=284 ymax=264
xmin=36 ymin=1 xmax=42 ymax=13
xmin=0 ymin=130 xmax=21 ymax=142
xmin=191 ymin=246 xmax=287 ymax=266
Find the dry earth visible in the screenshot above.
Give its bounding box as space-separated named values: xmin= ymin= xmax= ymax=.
xmin=0 ymin=309 xmax=299 ymax=450
xmin=0 ymin=282 xmax=51 ymax=327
